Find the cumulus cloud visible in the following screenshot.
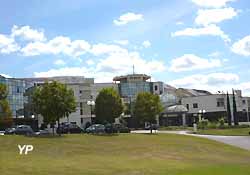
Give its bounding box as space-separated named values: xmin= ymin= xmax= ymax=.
xmin=11 ymin=25 xmax=46 ymax=42
xmin=169 ymin=54 xmax=222 ymax=72
xmin=34 ymin=43 xmax=166 ymax=82
xmin=142 ymin=40 xmax=151 ymax=48
xmin=191 ymin=0 xmax=235 ymax=8
xmin=54 ymin=59 xmax=66 ymax=66
xmin=195 ymin=7 xmax=238 ymax=26
xmin=114 ymin=40 xmax=129 ymax=46
xmin=0 ymin=73 xmax=12 ymax=78
xmin=170 ymin=72 xmax=250 ymax=96
xmin=0 ymin=34 xmax=20 ymax=54
xmin=231 ymin=35 xmax=250 ymax=56
xmin=113 ymin=12 xmax=143 ymax=26
xmin=171 ymin=24 xmax=230 ymax=42
xmin=21 ymin=36 xmax=90 ymax=57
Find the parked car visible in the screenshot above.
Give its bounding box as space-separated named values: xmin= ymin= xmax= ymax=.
xmin=104 ymin=123 xmax=118 ymax=133
xmin=57 ymin=123 xmax=84 ymax=134
xmin=85 ymin=124 xmax=105 ymax=134
xmin=35 ymin=129 xmax=50 ymax=136
xmin=114 ymin=124 xmax=131 ymax=133
xmin=145 ymin=124 xmax=158 ymax=130
xmin=5 ymin=125 xmax=34 ymax=135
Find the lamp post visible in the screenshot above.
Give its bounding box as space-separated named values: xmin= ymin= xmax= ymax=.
xmin=198 ymin=109 xmax=206 ymax=122
xmin=87 ymin=100 xmax=95 ymax=123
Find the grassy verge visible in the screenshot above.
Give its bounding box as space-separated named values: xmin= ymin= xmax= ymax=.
xmin=0 ymin=134 xmax=250 ymax=175
xmin=196 ymin=128 xmax=250 ymax=136
xmin=159 ymin=126 xmax=193 ymax=131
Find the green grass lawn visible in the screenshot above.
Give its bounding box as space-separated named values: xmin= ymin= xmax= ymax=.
xmin=0 ymin=134 xmax=250 ymax=175
xmin=197 ymin=128 xmax=250 ymax=136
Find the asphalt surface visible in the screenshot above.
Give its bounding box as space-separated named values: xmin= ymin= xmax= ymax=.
xmin=131 ymin=130 xmax=250 ymax=150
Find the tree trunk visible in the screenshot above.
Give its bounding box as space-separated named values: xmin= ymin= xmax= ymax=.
xmin=58 ymin=119 xmax=61 ymax=136
xmin=150 ymin=122 xmax=152 ymax=134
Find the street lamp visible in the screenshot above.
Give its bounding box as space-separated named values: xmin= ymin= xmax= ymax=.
xmin=198 ymin=109 xmax=206 ymax=122
xmin=87 ymin=100 xmax=95 ymax=123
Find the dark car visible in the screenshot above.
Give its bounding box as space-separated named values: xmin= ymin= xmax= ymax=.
xmin=85 ymin=124 xmax=105 ymax=134
xmin=104 ymin=123 xmax=118 ymax=134
xmin=5 ymin=125 xmax=34 ymax=135
xmin=145 ymin=124 xmax=158 ymax=130
xmin=57 ymin=123 xmax=84 ymax=134
xmin=114 ymin=124 xmax=131 ymax=133
xmin=35 ymin=129 xmax=50 ymax=136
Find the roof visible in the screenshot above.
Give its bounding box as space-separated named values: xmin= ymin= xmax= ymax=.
xmin=113 ymin=74 xmax=150 ymax=81
xmin=163 ymin=105 xmax=188 ymax=114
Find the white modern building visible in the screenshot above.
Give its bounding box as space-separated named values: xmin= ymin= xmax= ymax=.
xmin=181 ymin=90 xmax=250 ymax=124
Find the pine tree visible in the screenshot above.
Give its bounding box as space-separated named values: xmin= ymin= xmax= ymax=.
xmin=226 ymin=92 xmax=232 ymax=126
xmin=232 ymin=89 xmax=239 ymax=125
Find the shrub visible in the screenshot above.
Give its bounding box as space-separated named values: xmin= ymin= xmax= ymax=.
xmin=218 ymin=118 xmax=225 ymax=129
xmin=198 ymin=119 xmax=209 ymax=129
xmin=207 ymin=121 xmax=218 ymax=129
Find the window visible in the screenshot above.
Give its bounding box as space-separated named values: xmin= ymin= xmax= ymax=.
xmin=186 ymin=104 xmax=189 ymax=110
xmin=79 ymin=90 xmax=82 ymax=94
xmin=81 ymin=118 xmax=83 ymax=124
xmin=80 ymin=109 xmax=83 ymax=115
xmin=154 ymin=85 xmax=158 ymax=91
xmin=193 ymin=103 xmax=198 ymax=108
xmin=80 ymin=102 xmax=83 ymax=108
xmin=242 ymin=100 xmax=246 ymax=104
xmin=216 ymin=98 xmax=225 ymax=107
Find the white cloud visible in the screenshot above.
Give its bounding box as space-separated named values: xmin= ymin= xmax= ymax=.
xmin=86 ymin=59 xmax=95 ymax=65
xmin=169 ymin=54 xmax=222 ymax=72
xmin=113 ymin=12 xmax=143 ymax=26
xmin=0 ymin=34 xmax=20 ymax=54
xmin=195 ymin=7 xmax=237 ymax=26
xmin=176 ymin=21 xmax=184 ymax=25
xmin=90 ymin=43 xmax=127 ymax=56
xmin=191 ymin=0 xmax=235 ymax=8
xmin=231 ymin=35 xmax=250 ymax=56
xmin=114 ymin=40 xmax=129 ymax=46
xmin=209 ymin=51 xmax=221 ymax=57
xmin=0 ymin=73 xmax=12 ymax=78
xmin=54 ymin=59 xmax=66 ymax=66
xmin=169 ymin=72 xmax=250 ymax=96
xmin=34 ymin=44 xmax=166 ymax=83
xmin=171 ymin=24 xmax=230 ymax=42
xmin=11 ymin=25 xmax=46 ymax=42
xmin=21 ymin=36 xmax=90 ymax=57
xmin=142 ymin=40 xmax=151 ymax=48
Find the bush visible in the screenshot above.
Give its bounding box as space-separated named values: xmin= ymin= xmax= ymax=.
xmin=198 ymin=119 xmax=209 ymax=129
xmin=218 ymin=118 xmax=225 ymax=129
xmin=207 ymin=122 xmax=218 ymax=129
xmin=0 ymin=117 xmax=13 ymax=130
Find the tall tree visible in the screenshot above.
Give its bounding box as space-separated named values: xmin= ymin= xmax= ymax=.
xmin=232 ymin=89 xmax=239 ymax=125
xmin=226 ymin=92 xmax=232 ymax=126
xmin=32 ymin=81 xmax=77 ymax=135
xmin=0 ymin=83 xmax=12 ymax=129
xmin=95 ymin=88 xmax=123 ymax=124
xmin=0 ymin=83 xmax=12 ymax=118
xmin=134 ymin=92 xmax=163 ymax=134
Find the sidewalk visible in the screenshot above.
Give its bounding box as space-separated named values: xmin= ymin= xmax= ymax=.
xmin=131 ymin=130 xmax=250 ymax=150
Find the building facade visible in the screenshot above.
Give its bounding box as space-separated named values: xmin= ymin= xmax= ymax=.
xmin=0 ymin=75 xmax=26 ymax=118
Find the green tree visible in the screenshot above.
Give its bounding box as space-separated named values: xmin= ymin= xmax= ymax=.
xmin=226 ymin=92 xmax=232 ymax=126
xmin=95 ymin=88 xmax=123 ymax=124
xmin=0 ymin=83 xmax=12 ymax=118
xmin=0 ymin=83 xmax=12 ymax=129
xmin=134 ymin=92 xmax=163 ymax=134
xmin=32 ymin=81 xmax=77 ymax=135
xmin=232 ymin=89 xmax=239 ymax=125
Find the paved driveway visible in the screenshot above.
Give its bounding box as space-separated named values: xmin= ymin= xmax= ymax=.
xmin=131 ymin=130 xmax=250 ymax=150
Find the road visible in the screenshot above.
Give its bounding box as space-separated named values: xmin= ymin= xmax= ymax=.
xmin=131 ymin=130 xmax=250 ymax=150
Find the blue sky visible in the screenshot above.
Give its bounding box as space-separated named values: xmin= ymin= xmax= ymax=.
xmin=0 ymin=0 xmax=250 ymax=95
